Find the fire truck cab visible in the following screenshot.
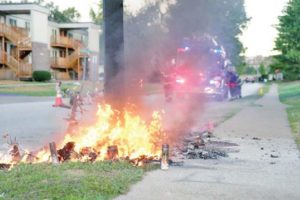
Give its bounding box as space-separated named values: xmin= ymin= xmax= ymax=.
xmin=163 ymin=36 xmax=231 ymax=101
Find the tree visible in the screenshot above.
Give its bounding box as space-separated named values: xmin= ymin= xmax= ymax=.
xmin=34 ymin=1 xmax=80 ymax=23
xmin=273 ymin=0 xmax=300 ymax=80
xmin=258 ymin=63 xmax=266 ymax=75
xmin=245 ymin=66 xmax=257 ymax=75
xmin=62 ymin=7 xmax=81 ymax=22
xmin=90 ymin=1 xmax=103 ymax=24
xmin=124 ymin=2 xmax=169 ymax=78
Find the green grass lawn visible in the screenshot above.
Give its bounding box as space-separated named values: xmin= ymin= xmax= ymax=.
xmin=279 ymin=81 xmax=300 ymax=149
xmin=279 ymin=81 xmax=300 ymax=106
xmin=0 ymin=161 xmax=147 ymax=200
xmin=0 ymin=82 xmax=75 ymax=96
xmin=0 ymin=81 xmax=103 ymax=97
xmin=0 ymin=85 xmax=65 ymax=96
xmin=0 ymin=82 xmax=160 ymax=97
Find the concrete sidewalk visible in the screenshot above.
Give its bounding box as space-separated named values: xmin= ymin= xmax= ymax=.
xmin=115 ymin=85 xmax=300 ymax=200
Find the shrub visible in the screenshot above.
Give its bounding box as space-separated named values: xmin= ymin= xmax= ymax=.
xmin=32 ymin=70 xmax=51 ymax=82
xmin=284 ymin=71 xmax=300 ymax=81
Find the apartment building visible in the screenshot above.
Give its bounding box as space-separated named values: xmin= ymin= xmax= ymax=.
xmin=0 ymin=3 xmax=101 ymax=80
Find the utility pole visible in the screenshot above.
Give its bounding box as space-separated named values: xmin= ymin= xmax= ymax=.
xmin=103 ymin=0 xmax=125 ymax=109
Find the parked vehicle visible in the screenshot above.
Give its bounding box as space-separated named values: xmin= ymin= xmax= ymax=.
xmin=162 ymin=36 xmax=231 ymax=102
xmin=244 ymin=76 xmax=256 ymax=83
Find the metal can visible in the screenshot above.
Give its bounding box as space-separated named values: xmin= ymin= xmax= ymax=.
xmin=161 ymin=144 xmax=169 ymax=170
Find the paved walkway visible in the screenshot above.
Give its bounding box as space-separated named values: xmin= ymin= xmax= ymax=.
xmin=116 ymin=85 xmax=300 ymax=200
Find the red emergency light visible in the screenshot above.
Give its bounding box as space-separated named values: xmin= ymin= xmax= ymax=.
xmin=177 ymin=48 xmax=186 ymax=53
xmin=176 ymin=78 xmax=186 ymax=84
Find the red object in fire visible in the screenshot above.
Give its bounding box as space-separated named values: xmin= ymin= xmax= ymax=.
xmin=177 ymin=48 xmax=186 ymax=53
xmin=228 ymin=83 xmax=237 ymax=88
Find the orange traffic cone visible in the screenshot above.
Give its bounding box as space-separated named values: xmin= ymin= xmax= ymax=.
xmin=53 ymin=93 xmax=63 ymax=107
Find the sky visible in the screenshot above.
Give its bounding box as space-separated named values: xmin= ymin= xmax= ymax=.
xmin=41 ymin=0 xmax=142 ymax=20
xmin=241 ymin=0 xmax=289 ymax=57
xmin=8 ymin=0 xmax=290 ymax=57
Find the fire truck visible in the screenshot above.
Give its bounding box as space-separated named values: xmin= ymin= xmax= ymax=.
xmin=163 ymin=36 xmax=234 ymax=101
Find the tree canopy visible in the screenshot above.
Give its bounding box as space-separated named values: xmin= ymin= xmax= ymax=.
xmin=90 ymin=1 xmax=103 ymax=24
xmin=258 ymin=63 xmax=266 ymax=75
xmin=273 ymin=0 xmax=300 ymax=80
xmin=34 ymin=0 xmax=81 ymax=23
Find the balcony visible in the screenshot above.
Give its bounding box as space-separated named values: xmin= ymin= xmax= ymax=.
xmin=0 ymin=51 xmax=32 ymax=78
xmin=0 ymin=23 xmax=32 ymax=50
xmin=51 ymin=57 xmax=71 ymax=69
xmin=51 ymin=48 xmax=80 ymax=69
xmin=18 ymin=38 xmax=32 ymax=51
xmin=51 ymin=35 xmax=83 ymax=49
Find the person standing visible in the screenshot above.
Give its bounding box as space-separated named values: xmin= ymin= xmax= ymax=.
xmin=68 ymin=92 xmax=84 ymax=123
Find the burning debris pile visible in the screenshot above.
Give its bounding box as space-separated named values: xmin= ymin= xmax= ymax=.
xmin=0 ymin=163 xmax=11 ymax=170
xmin=0 ymin=104 xmax=164 ymax=170
xmin=0 ymin=135 xmax=22 ymax=170
xmin=0 ymin=103 xmax=240 ymax=171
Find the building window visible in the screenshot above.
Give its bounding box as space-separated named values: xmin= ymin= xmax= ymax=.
xmin=53 ymin=50 xmax=58 ymax=58
xmin=81 ymin=35 xmax=86 ymax=42
xmin=52 ymin=29 xmax=58 ymax=42
xmin=25 ymin=22 xmax=30 ymax=31
xmin=9 ymin=18 xmax=17 ymax=27
xmin=67 ymin=32 xmax=73 ymax=39
xmin=52 ymin=29 xmax=57 ymax=37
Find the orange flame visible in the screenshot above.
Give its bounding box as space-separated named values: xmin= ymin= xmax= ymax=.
xmin=0 ymin=103 xmax=164 ymax=166
xmin=39 ymin=104 xmax=164 ymax=162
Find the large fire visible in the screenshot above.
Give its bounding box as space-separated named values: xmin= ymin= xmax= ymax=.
xmin=1 ymin=103 xmax=165 ymax=168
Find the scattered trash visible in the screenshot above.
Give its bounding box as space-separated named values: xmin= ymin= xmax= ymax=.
xmin=107 ymin=145 xmax=118 ymax=161
xmin=252 ymin=137 xmax=261 ymax=140
xmin=57 ymin=142 xmax=80 ymax=161
xmin=177 ymin=130 xmax=238 ymax=160
xmin=270 ymin=154 xmax=279 ymax=158
xmin=0 ymin=164 xmax=11 ymax=170
xmin=169 ymin=160 xmax=184 ymax=167
xmin=184 ymin=148 xmax=228 ymax=159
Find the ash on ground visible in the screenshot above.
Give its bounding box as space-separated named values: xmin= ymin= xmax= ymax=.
xmin=171 ymin=131 xmax=239 ymax=160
